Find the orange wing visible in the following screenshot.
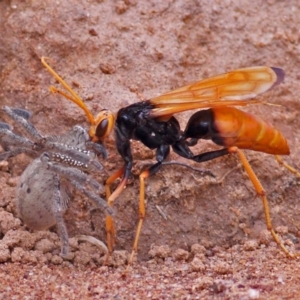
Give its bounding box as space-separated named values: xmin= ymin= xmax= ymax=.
xmin=150 ymin=67 xmax=284 ymax=117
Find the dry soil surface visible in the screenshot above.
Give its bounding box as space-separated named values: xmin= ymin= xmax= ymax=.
xmin=1 ymin=0 xmax=300 ymax=299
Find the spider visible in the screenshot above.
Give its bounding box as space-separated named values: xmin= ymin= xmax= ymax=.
xmin=0 ymin=106 xmax=113 ymax=257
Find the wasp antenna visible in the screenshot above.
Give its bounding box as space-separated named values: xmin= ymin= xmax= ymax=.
xmin=41 ymin=57 xmax=95 ymax=125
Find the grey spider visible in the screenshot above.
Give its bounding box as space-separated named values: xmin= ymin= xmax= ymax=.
xmin=0 ymin=106 xmax=113 ymax=257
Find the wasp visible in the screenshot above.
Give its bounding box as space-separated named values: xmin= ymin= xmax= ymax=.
xmin=41 ymin=57 xmax=300 ymax=264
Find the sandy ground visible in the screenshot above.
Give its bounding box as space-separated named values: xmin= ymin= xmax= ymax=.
xmin=1 ymin=0 xmax=300 ymax=299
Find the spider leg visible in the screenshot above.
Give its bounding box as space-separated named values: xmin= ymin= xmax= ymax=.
xmin=0 ymin=121 xmax=37 ymax=160
xmin=40 ymin=153 xmax=114 ymax=216
xmin=2 ymin=106 xmax=43 ymax=140
xmin=53 ymin=173 xmax=70 ymax=257
xmin=45 ymin=141 xmax=104 ymax=171
xmin=0 ymin=147 xmax=37 ymax=161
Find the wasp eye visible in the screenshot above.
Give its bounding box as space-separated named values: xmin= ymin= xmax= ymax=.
xmin=95 ymin=119 xmax=109 ymax=138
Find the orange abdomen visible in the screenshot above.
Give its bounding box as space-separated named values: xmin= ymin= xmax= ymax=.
xmin=212 ymin=107 xmax=290 ymax=155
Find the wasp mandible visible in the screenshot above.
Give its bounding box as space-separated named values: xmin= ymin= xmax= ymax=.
xmin=41 ymin=57 xmax=300 ymax=264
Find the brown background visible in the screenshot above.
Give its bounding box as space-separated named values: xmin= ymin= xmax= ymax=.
xmin=1 ymin=0 xmax=300 ymax=298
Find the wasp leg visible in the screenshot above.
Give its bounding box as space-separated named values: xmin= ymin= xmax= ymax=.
xmin=128 ymin=145 xmax=170 ymax=266
xmin=172 ymin=140 xmax=230 ymax=163
xmin=192 ymin=148 xmax=231 ymax=162
xmin=229 ymin=147 xmax=299 ymax=258
xmin=105 ymin=134 xmax=134 ymax=256
xmin=104 ymin=166 xmax=125 ymax=255
xmin=174 ymin=142 xmax=299 ymax=257
xmin=275 ymin=155 xmax=300 ymax=178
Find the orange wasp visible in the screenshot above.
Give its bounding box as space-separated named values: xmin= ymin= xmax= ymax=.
xmin=41 ymin=57 xmax=300 ymax=264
